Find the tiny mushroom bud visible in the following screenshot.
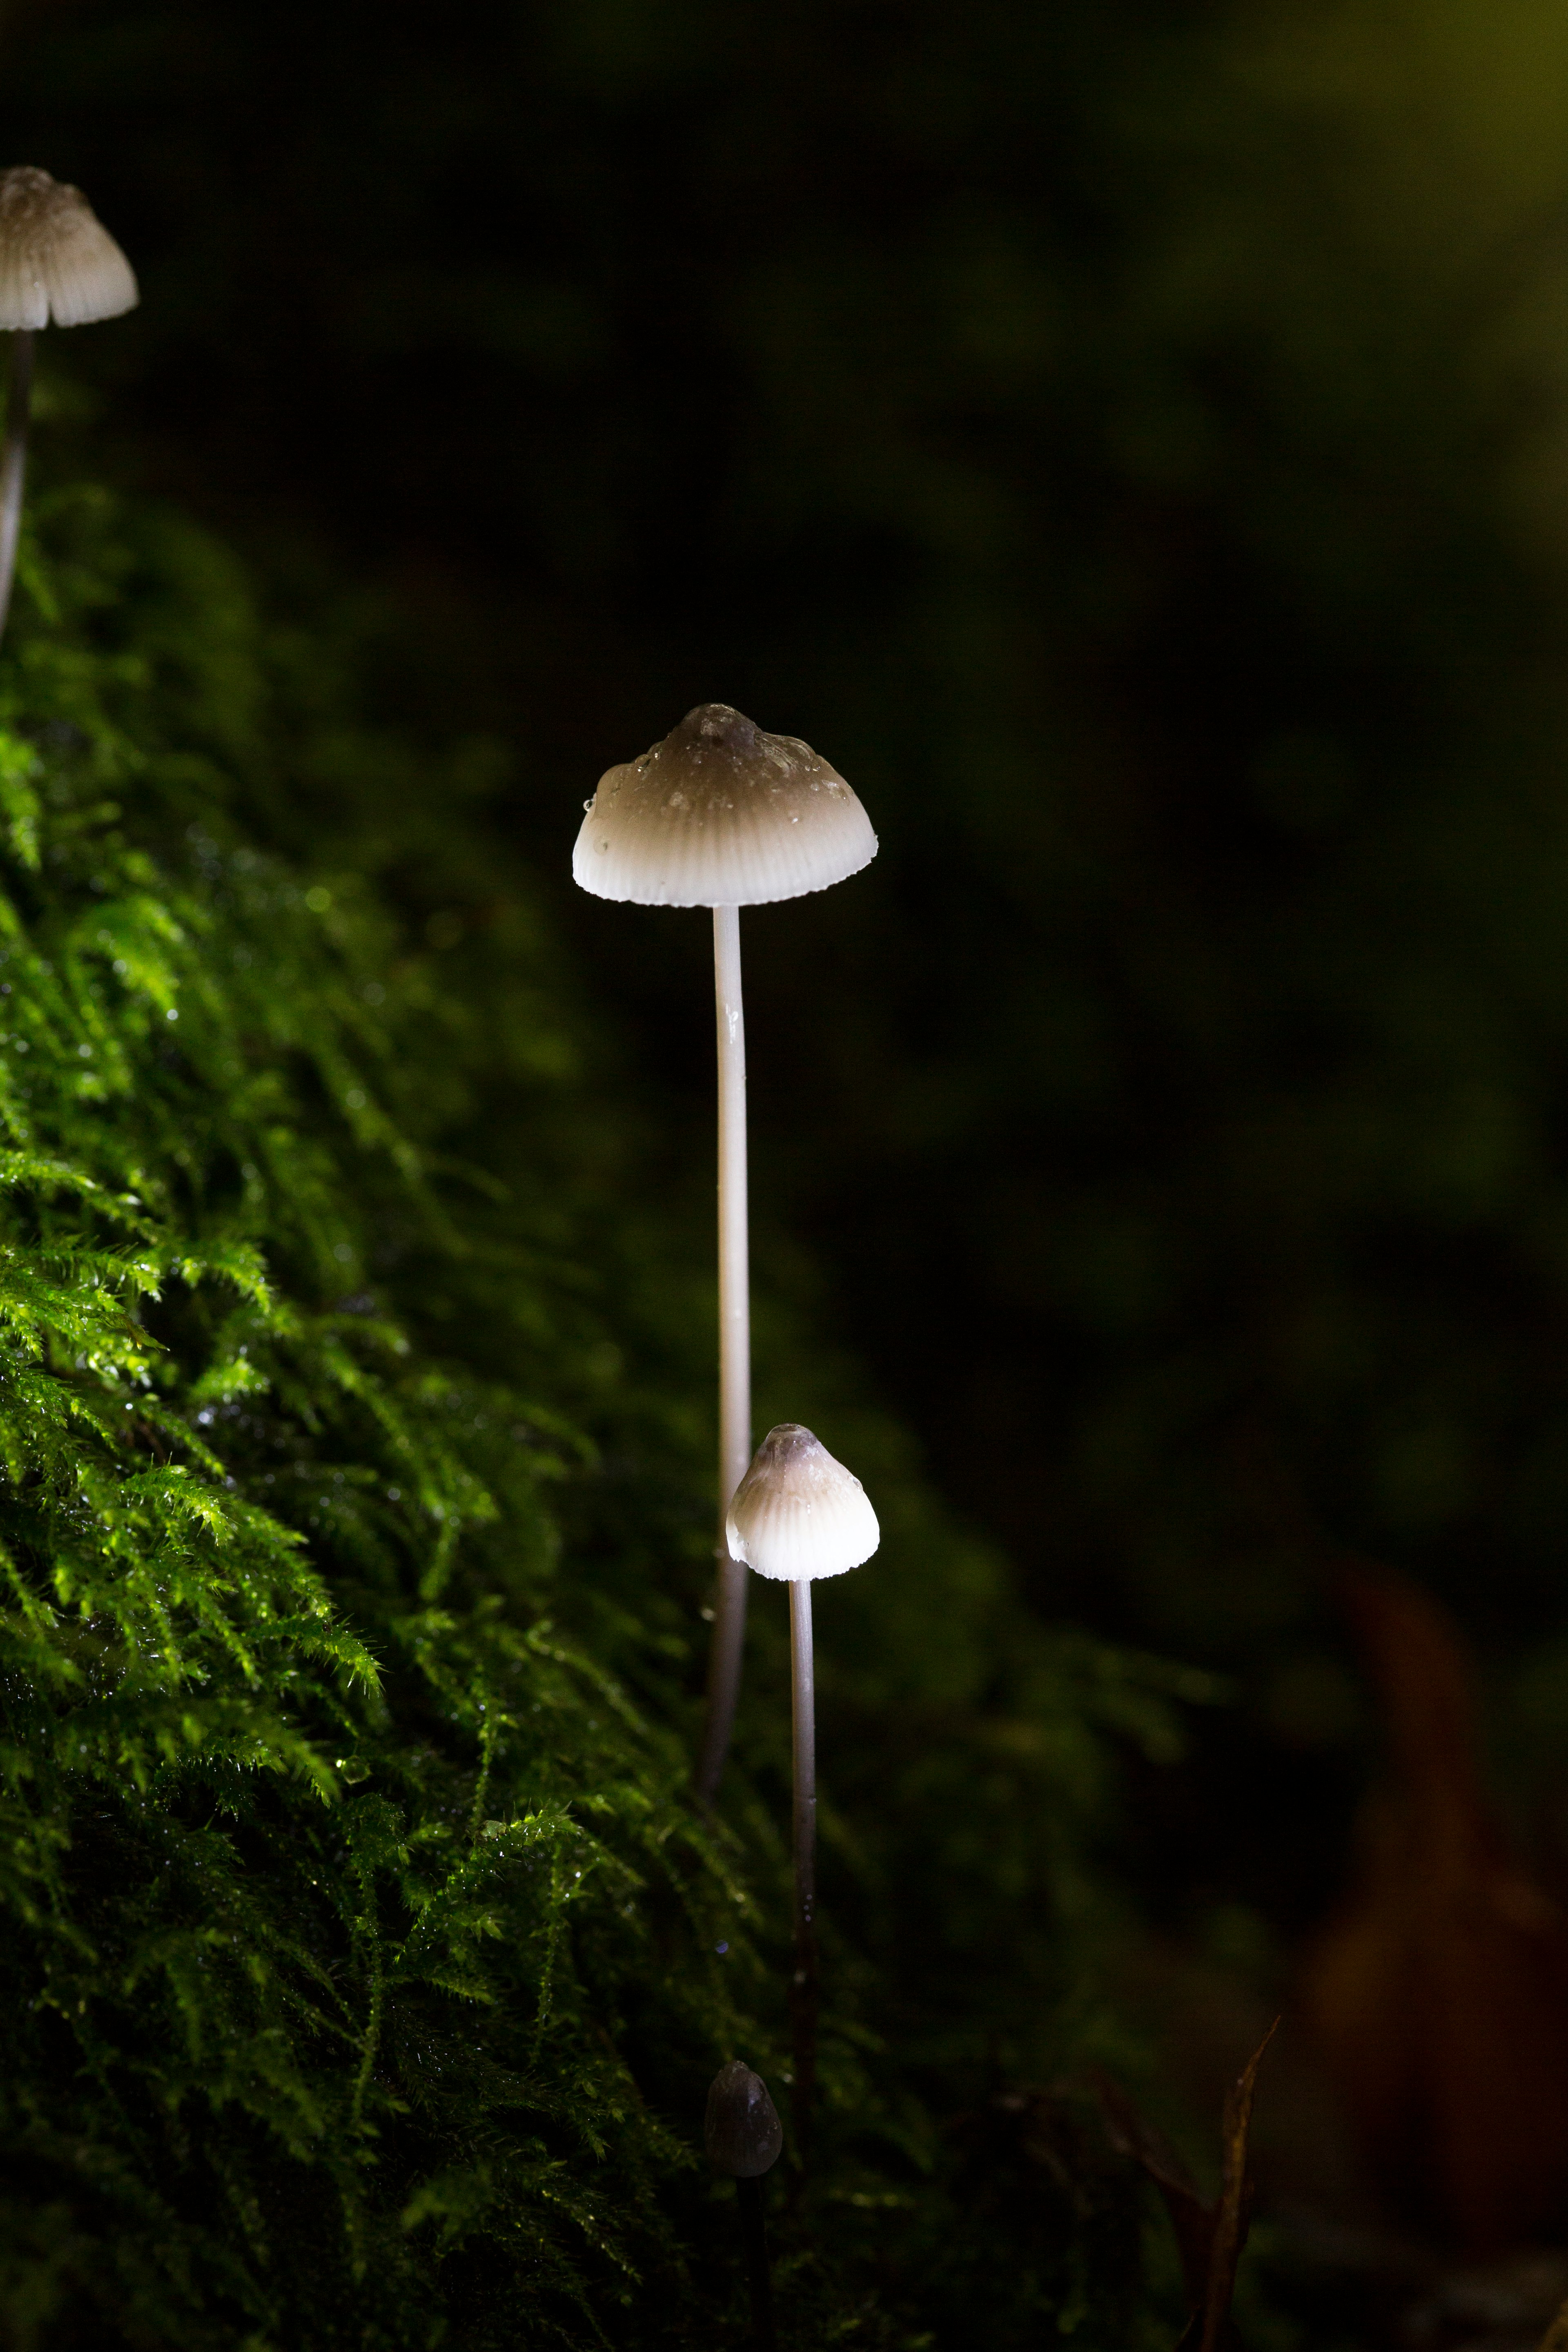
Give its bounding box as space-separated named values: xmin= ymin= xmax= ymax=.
xmin=726 ymin=1422 xmax=880 ymax=1584
xmin=705 ymin=2060 xmax=784 ymax=2178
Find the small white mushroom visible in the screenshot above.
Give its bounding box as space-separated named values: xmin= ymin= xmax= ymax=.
xmin=726 ymin=1421 xmax=880 ymax=1583
xmin=0 ymin=167 xmax=139 ymax=647
xmin=727 ymin=1421 xmax=878 ymax=2169
xmin=573 ymin=702 xmax=876 ymax=909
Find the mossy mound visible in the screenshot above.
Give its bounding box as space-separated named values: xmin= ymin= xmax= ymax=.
xmin=0 ymin=485 xmax=1190 ymax=2347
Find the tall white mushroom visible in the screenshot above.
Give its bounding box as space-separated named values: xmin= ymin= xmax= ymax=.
xmin=573 ymin=706 xmax=876 ymax=1807
xmin=0 ymin=168 xmax=138 ymax=646
xmin=727 ymin=1422 xmax=879 ymax=2161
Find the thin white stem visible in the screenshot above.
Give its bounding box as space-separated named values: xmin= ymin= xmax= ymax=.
xmin=695 ymin=904 xmax=751 ymax=1808
xmin=0 ymin=330 xmax=34 ymax=650
xmin=789 ymin=1576 xmax=817 ymax=2164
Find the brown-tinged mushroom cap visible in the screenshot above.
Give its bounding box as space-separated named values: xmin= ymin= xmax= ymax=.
xmin=572 ymin=702 xmax=877 ymax=907
xmin=726 ymin=1422 xmax=880 ymax=1584
xmin=0 ymin=168 xmax=138 ymax=331
xmin=705 ymin=2060 xmax=784 ymax=2177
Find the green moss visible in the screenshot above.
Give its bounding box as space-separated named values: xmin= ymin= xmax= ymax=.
xmin=0 ymin=481 xmax=1182 ymax=2346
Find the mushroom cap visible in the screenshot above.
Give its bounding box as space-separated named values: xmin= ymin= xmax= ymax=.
xmin=572 ymin=702 xmax=877 ymax=907
xmin=705 ymin=2059 xmax=784 ymax=2178
xmin=0 ymin=167 xmax=138 ymax=331
xmin=726 ymin=1422 xmax=880 ymax=1584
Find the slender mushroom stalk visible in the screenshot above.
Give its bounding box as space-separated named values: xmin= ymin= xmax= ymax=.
xmin=0 ymin=328 xmax=34 ymax=650
xmin=572 ymin=706 xmax=877 ymax=1807
xmin=705 ymin=2059 xmax=784 ymax=2351
xmin=704 ymin=901 xmax=752 ymax=1804
xmin=0 ymin=168 xmax=138 ymax=648
xmin=788 ymin=1575 xmax=818 ymax=2148
xmin=727 ymin=1423 xmax=879 ymax=2165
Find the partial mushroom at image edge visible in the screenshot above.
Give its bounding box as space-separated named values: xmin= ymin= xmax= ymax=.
xmin=0 ymin=166 xmax=139 ymax=647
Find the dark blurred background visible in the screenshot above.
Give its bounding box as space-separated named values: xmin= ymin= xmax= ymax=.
xmin=13 ymin=0 xmax=1568 ymax=2299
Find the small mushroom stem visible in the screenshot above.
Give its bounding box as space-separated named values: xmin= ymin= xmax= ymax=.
xmin=789 ymin=1575 xmax=818 ymax=2165
xmin=736 ymin=2176 xmax=777 ymax=2350
xmin=695 ymin=904 xmax=751 ymax=1809
xmin=0 ymin=329 xmax=35 ymax=650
